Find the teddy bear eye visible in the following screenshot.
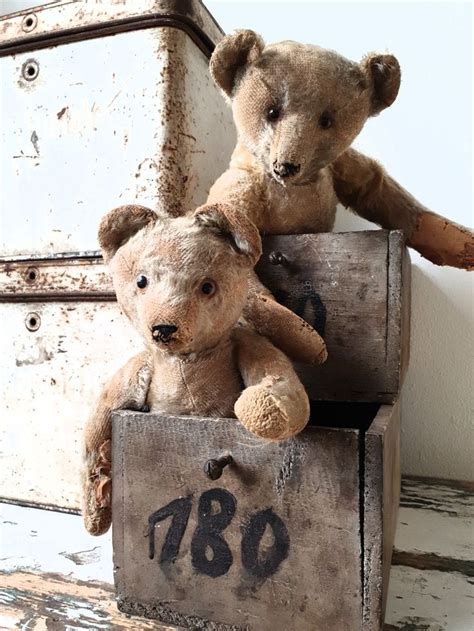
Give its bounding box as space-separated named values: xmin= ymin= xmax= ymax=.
xmin=201 ymin=281 xmax=216 ymax=296
xmin=267 ymin=106 xmax=281 ymax=122
xmin=319 ymin=112 xmax=333 ymax=129
xmin=136 ymin=275 xmax=148 ymax=289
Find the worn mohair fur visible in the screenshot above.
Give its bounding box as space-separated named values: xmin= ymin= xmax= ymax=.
xmin=206 ymin=30 xmax=473 ymax=363
xmin=82 ymin=203 xmax=310 ymax=535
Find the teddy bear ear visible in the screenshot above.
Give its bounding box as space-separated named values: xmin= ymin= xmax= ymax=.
xmin=361 ymin=53 xmax=401 ymax=116
xmin=194 ymin=203 xmax=262 ymax=266
xmin=98 ymin=205 xmax=158 ymax=262
xmin=210 ymin=29 xmax=265 ymax=99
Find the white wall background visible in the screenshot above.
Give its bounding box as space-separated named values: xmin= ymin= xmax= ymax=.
xmin=206 ymin=0 xmax=474 ymax=481
xmin=2 ymin=0 xmax=473 ymax=480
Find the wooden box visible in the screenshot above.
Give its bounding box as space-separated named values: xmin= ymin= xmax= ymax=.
xmin=112 ymin=230 xmax=411 ymax=630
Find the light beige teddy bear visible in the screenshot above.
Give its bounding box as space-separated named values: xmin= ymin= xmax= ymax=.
xmin=82 ymin=203 xmax=310 ymax=535
xmin=205 ymin=30 xmax=473 ymax=365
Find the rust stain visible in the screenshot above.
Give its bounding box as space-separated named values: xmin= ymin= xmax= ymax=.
xmin=108 ymin=91 xmax=122 ymax=108
xmin=56 ymin=106 xmax=68 ymax=120
xmin=30 ymin=130 xmax=40 ymax=156
xmin=179 ymin=132 xmax=197 ymax=142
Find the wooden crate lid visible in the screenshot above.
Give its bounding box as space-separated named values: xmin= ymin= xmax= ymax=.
xmin=0 ymin=0 xmax=223 ymax=58
xmin=256 ymin=230 xmax=411 ymax=403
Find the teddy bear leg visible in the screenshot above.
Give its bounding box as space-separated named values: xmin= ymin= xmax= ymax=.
xmin=82 ymin=352 xmax=152 ymax=536
xmin=233 ymin=327 xmax=310 ymax=441
xmin=332 ymin=148 xmax=474 ymax=270
xmin=243 ymin=271 xmax=327 ymax=365
xmin=82 ymin=436 xmax=112 ymax=536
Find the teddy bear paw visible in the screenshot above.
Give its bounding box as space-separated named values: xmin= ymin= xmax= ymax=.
xmin=235 ymin=383 xmax=301 ymax=441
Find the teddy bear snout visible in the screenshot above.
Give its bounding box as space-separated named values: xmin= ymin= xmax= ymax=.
xmin=272 ymin=160 xmax=301 ymax=179
xmin=151 ymin=324 xmax=178 ymax=344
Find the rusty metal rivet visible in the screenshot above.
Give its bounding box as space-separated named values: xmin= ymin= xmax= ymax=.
xmin=25 ymin=312 xmax=41 ymax=332
xmin=21 ymin=13 xmax=37 ymax=32
xmin=25 ymin=267 xmax=39 ymax=284
xmin=269 ymin=251 xmax=287 ymax=266
xmin=22 ymin=59 xmax=39 ymax=81
xmin=204 ymin=455 xmax=233 ymax=481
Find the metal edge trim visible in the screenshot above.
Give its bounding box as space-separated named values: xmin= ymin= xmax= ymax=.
xmin=0 ymin=293 xmax=116 ymax=303
xmin=0 ymin=251 xmax=102 ymax=263
xmin=0 ymin=13 xmax=217 ymax=58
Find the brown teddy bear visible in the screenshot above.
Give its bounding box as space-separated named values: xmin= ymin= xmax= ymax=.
xmin=205 ymin=30 xmax=474 ymax=364
xmin=82 ymin=203 xmax=310 ymax=535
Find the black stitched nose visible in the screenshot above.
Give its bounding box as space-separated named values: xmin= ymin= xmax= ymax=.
xmin=273 ymin=161 xmax=300 ymax=178
xmin=152 ymin=324 xmax=178 ymax=342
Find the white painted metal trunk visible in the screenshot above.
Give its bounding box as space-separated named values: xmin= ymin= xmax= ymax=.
xmin=0 ymin=0 xmax=235 ymax=510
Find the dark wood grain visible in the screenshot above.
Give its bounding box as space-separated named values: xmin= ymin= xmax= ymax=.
xmin=113 ymin=411 xmax=363 ymax=630
xmin=363 ymin=401 xmax=401 ymax=630
xmin=112 ymin=402 xmax=401 ymax=630
xmin=255 ymin=230 xmax=411 ymax=403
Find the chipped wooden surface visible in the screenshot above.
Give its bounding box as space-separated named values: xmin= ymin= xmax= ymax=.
xmin=256 ymin=230 xmax=411 ymax=403
xmin=0 ymin=501 xmax=178 ymax=630
xmin=364 ymin=399 xmax=401 ymax=629
xmin=112 ymin=411 xmax=364 ymax=630
xmin=386 ymin=477 xmax=474 ymax=630
xmin=111 ymin=404 xmax=401 ymax=630
xmin=1 ymin=476 xmax=472 ymax=629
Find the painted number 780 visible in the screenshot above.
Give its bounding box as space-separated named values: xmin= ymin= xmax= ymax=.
xmin=147 ymin=487 xmax=290 ymax=580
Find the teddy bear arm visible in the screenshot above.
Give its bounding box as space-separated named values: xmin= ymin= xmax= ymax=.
xmin=82 ymin=351 xmax=152 ymax=536
xmin=331 ymin=148 xmax=473 ymax=269
xmin=84 ymin=351 xmax=152 ymax=453
xmin=233 ymin=327 xmax=310 ymax=441
xmin=242 ymin=270 xmax=328 ymax=365
xmin=207 ymin=166 xmax=266 ymax=228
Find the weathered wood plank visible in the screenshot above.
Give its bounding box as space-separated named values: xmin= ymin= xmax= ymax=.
xmin=364 ymin=401 xmax=401 ymax=629
xmin=255 ymin=230 xmax=409 ymax=402
xmin=387 ymin=232 xmax=411 ymax=393
xmin=113 ymin=412 xmax=363 ymax=630
xmin=0 ymin=503 xmax=178 ymax=629
xmin=385 ymin=476 xmax=474 ymax=631
xmin=385 ymin=565 xmax=474 ymax=630
xmin=399 ymin=477 xmax=474 ymax=518
xmin=390 ymin=476 xmax=474 ymax=583
xmin=0 ymin=502 xmax=112 ymax=583
xmin=0 ymin=570 xmax=180 ymax=630
xmin=394 ymin=505 xmax=473 ymax=564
